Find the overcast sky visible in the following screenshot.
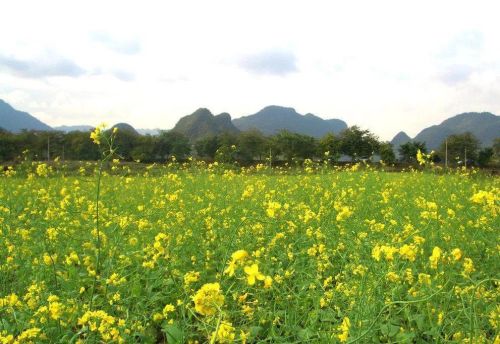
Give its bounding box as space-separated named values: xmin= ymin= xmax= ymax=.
xmin=1 ymin=0 xmax=499 ymax=140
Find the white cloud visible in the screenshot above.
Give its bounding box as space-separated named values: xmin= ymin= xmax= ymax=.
xmin=0 ymin=0 xmax=499 ymax=139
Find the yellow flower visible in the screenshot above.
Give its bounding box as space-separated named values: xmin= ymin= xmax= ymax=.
xmin=90 ymin=123 xmax=107 ymax=145
xmin=399 ymin=244 xmax=417 ymax=262
xmin=231 ymin=250 xmax=248 ymax=261
xmin=462 ymin=258 xmax=475 ymax=276
xmin=386 ymin=272 xmax=400 ymax=283
xmin=418 ymin=273 xmax=431 ymax=285
xmin=429 ymin=246 xmax=442 ymax=269
xmin=184 ymin=271 xmax=200 ymax=286
xmin=162 ymin=304 xmax=175 ymax=318
xmin=224 ymin=250 xmax=249 ymax=276
xmin=416 ymin=149 xmax=425 ymax=165
xmin=266 ymin=201 xmax=281 ymax=218
xmin=244 ymin=264 xmax=265 ymax=286
xmin=263 ymin=276 xmax=273 ymax=289
xmin=338 ymin=317 xmax=350 ymax=342
xmin=192 ymin=283 xmax=225 ymax=316
xmin=210 ymin=321 xmax=235 ymax=343
xmin=451 ymin=248 xmax=462 ymax=261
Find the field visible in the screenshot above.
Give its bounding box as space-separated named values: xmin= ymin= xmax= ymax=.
xmin=0 ymin=161 xmax=499 ymax=343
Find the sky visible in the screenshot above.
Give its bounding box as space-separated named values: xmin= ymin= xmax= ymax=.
xmin=0 ymin=0 xmax=499 ymax=140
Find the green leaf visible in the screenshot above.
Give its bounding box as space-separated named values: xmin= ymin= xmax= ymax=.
xmin=162 ymin=324 xmax=183 ymax=343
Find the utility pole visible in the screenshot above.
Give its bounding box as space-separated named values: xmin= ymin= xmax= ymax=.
xmin=445 ymin=139 xmax=448 ymax=169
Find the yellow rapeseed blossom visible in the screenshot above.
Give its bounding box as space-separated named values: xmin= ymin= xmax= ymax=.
xmin=90 ymin=123 xmax=108 ymax=145
xmin=192 ymin=283 xmax=225 ymax=316
xmin=337 ymin=317 xmax=350 ymax=342
xmin=429 ymin=246 xmax=442 ymax=269
xmin=244 ymin=264 xmax=265 ymax=286
xmin=210 ymin=321 xmax=235 ymax=343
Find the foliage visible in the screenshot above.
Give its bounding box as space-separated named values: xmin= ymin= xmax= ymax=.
xmin=439 ymin=132 xmax=480 ymax=164
xmin=0 ymin=161 xmax=498 ymax=342
xmin=338 ymin=126 xmax=380 ymax=161
xmin=477 ymin=147 xmax=494 ymax=167
xmin=398 ymin=141 xmax=427 ymax=164
xmin=319 ymin=133 xmax=341 ymax=162
xmin=379 ymin=142 xmax=396 ymax=164
xmin=272 ymin=130 xmax=317 ymax=162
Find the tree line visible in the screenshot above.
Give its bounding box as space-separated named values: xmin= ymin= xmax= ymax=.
xmin=0 ymin=126 xmax=498 ymax=166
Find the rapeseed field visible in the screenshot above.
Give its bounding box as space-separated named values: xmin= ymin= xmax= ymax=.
xmin=0 ymin=135 xmax=498 ymax=343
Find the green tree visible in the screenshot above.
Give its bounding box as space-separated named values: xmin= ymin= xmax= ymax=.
xmin=477 ymin=147 xmax=494 ymax=167
xmin=379 ymin=142 xmax=396 ymax=164
xmin=194 ymin=136 xmax=220 ymax=159
xmin=319 ymin=133 xmax=341 ymax=162
xmin=154 ymin=131 xmax=191 ymax=161
xmin=237 ymin=130 xmax=268 ymax=163
xmin=398 ymin=141 xmax=427 ymax=164
xmin=272 ymin=130 xmax=317 ymax=162
xmin=440 ymin=132 xmax=480 ymax=164
xmin=339 ymin=126 xmax=380 ymax=161
xmin=493 ymin=138 xmax=500 ymax=163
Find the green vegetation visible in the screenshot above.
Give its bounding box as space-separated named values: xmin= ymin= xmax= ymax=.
xmin=0 ymin=156 xmax=498 ymax=342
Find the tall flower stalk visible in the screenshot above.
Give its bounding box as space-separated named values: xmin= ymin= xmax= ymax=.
xmin=89 ymin=124 xmax=117 ymax=309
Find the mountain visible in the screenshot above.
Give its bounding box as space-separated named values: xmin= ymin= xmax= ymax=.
xmin=0 ymin=99 xmax=52 ymax=132
xmin=137 ymin=128 xmax=161 ymax=136
xmin=390 ymin=131 xmax=412 ymax=147
xmin=232 ymin=105 xmax=347 ymax=137
xmin=54 ymin=125 xmax=93 ymax=132
xmin=413 ymin=112 xmax=499 ymax=150
xmin=111 ymin=123 xmax=140 ymax=135
xmin=172 ymin=108 xmax=239 ymax=140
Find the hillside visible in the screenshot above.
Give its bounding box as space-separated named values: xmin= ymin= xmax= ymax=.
xmin=0 ymin=99 xmax=52 ymax=132
xmin=390 ymin=131 xmax=412 ymax=147
xmin=413 ymin=112 xmax=499 ymax=149
xmin=232 ymin=105 xmax=347 ymax=137
xmin=54 ymin=125 xmax=93 ymax=132
xmin=171 ymin=108 xmax=239 ymax=140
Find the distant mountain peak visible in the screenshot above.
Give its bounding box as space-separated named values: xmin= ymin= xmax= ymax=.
xmin=0 ymin=99 xmax=52 ymax=132
xmin=111 ymin=123 xmax=139 ymax=135
xmin=233 ymin=105 xmax=347 ymax=137
xmin=413 ymin=112 xmax=499 ymax=149
xmin=172 ymin=108 xmax=239 ymax=141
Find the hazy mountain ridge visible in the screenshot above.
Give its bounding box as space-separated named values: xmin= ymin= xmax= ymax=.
xmin=54 ymin=125 xmax=93 ymax=132
xmin=392 ymin=112 xmax=500 ymax=150
xmin=0 ymin=99 xmax=52 ymax=132
xmin=171 ymin=108 xmax=240 ymax=140
xmin=233 ymin=105 xmax=347 ymax=137
xmin=1 ymin=100 xmax=498 ymax=149
xmin=390 ymin=131 xmax=412 ymax=147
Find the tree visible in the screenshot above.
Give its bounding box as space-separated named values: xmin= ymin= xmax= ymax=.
xmin=319 ymin=133 xmax=341 ymax=162
xmin=272 ymin=130 xmax=317 ymax=162
xmin=398 ymin=141 xmax=426 ymax=164
xmin=237 ymin=130 xmax=268 ymax=163
xmin=493 ymin=138 xmax=500 ymax=163
xmin=440 ymin=132 xmax=480 ymax=165
xmin=194 ymin=136 xmax=220 ymax=159
xmin=379 ymin=142 xmax=396 ymax=164
xmin=477 ymin=147 xmax=494 ymax=167
xmin=339 ymin=126 xmax=380 ymax=161
xmin=154 ymin=131 xmax=191 ymax=161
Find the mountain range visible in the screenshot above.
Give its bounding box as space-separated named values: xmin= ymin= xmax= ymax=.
xmin=390 ymin=112 xmax=500 ymax=150
xmin=232 ymin=105 xmax=347 ymax=137
xmin=171 ymin=108 xmax=239 ymax=140
xmin=1 ymin=99 xmax=498 ymax=149
xmin=0 ymin=99 xmax=52 ymax=132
